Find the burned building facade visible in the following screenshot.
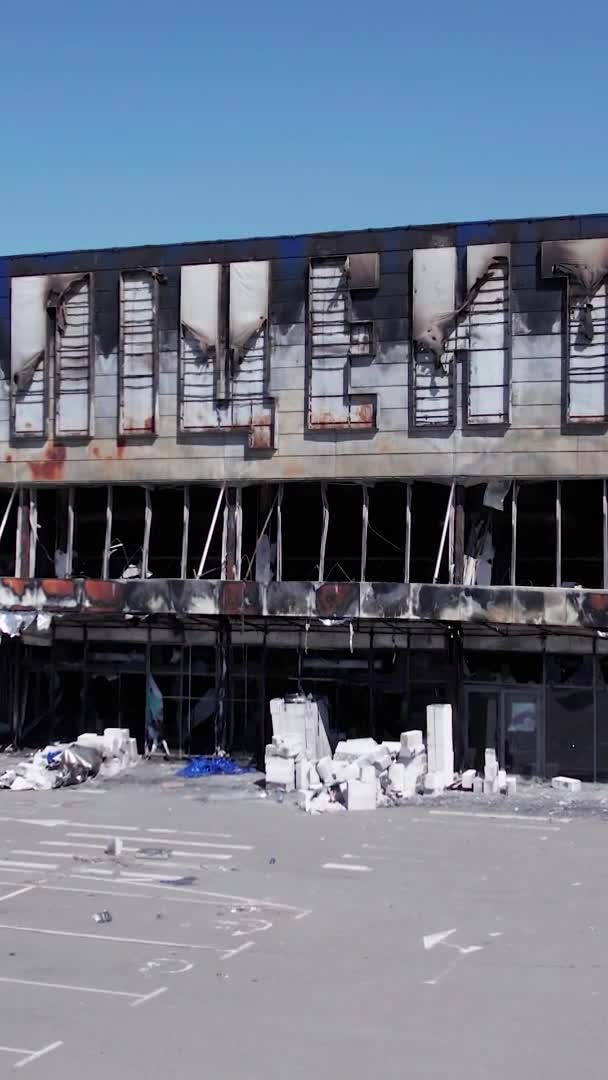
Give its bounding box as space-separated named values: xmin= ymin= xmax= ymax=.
xmin=1 ymin=213 xmax=608 ymax=779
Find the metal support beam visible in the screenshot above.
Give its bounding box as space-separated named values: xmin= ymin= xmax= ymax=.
xmin=28 ymin=489 xmax=37 ymax=577
xmin=555 ymin=480 xmax=561 ymax=588
xmin=181 ymin=486 xmax=190 ymax=579
xmin=102 ymin=486 xmax=113 ymax=580
xmin=361 ymin=485 xmax=369 ymax=582
xmin=66 ymin=487 xmax=74 ymax=577
xmin=141 ymin=488 xmax=152 ymax=579
xmin=404 ymin=482 xmax=411 ymax=584
xmin=318 ymin=483 xmax=329 ymax=583
xmin=454 ymin=485 xmax=465 ymax=585
xmin=433 ymin=482 xmax=455 ymax=585
xmin=276 ymin=483 xmax=283 ymax=582
xmin=0 ymin=487 xmax=17 ymax=549
xmin=510 ymin=480 xmax=518 ymax=586
xmin=198 ymin=485 xmax=225 ymax=580
xmin=603 ymin=479 xmax=608 ymax=591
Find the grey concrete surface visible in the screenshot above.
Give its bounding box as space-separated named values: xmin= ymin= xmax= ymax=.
xmin=0 ymin=772 xmax=606 ymax=1077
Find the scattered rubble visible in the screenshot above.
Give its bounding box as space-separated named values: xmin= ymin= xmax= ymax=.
xmin=265 ymin=696 xmax=522 ymax=813
xmin=92 ymin=910 xmax=112 ymax=924
xmin=0 ymin=727 xmax=139 ymax=792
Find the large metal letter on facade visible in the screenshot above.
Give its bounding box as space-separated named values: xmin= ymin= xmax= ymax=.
xmin=412 ymin=244 xmax=511 ymax=428
xmin=542 ymin=239 xmax=608 ymax=424
xmin=307 ymin=254 xmax=378 ymax=430
xmin=11 ymin=273 xmax=93 ymax=439
xmin=179 ymin=260 xmax=274 ymax=449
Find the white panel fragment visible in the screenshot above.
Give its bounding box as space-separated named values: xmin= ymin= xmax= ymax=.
xmin=229 ymin=261 xmax=269 ymax=354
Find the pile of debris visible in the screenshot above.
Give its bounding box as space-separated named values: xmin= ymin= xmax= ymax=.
xmin=265 ymin=698 xmax=521 ymax=813
xmin=0 ymin=727 xmax=139 ymax=792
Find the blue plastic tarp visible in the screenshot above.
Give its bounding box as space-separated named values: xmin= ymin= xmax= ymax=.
xmin=176 ymin=756 xmax=253 ymax=778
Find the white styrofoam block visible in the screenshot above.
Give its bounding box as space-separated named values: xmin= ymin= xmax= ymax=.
xmin=270 ymin=696 xmax=331 ymax=761
xmin=366 ymin=748 xmax=392 ymax=773
xmin=76 ymin=733 xmax=106 ymax=752
xmin=265 ymin=756 xmax=295 ymax=790
xmin=485 ymin=748 xmax=497 ymax=766
xmin=359 ymin=764 xmax=376 ymax=784
xmin=317 ymin=757 xmax=335 ymax=784
xmin=265 ymin=743 xmax=277 ymax=757
xmin=498 ymin=769 xmax=507 ymax=792
xmin=388 ymin=762 xmax=406 ymax=794
xmin=551 ymin=775 xmax=582 ymax=793
xmin=483 ymin=777 xmax=500 ymax=795
xmin=297 ymin=790 xmax=315 ymax=812
xmin=506 ymin=776 xmax=517 ymax=796
xmin=295 ymin=759 xmax=311 ymax=790
xmin=382 ymin=741 xmax=401 ymax=756
xmin=473 ymin=776 xmax=484 ymax=794
xmin=129 ymin=738 xmax=139 ymax=763
xmin=334 ymin=738 xmax=379 ymax=762
xmin=347 ymin=779 xmax=377 ymax=811
xmin=308 ymin=763 xmax=322 ymax=788
xmin=426 ymin=705 xmax=453 ymax=787
xmin=484 ymin=762 xmax=499 ymax=783
xmin=424 ymin=770 xmax=443 ymax=793
xmin=400 ymin=730 xmax=424 ymax=753
xmin=461 ymin=769 xmax=476 ymax=790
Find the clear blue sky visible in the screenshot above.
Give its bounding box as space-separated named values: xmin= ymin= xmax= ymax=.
xmin=1 ymin=0 xmax=606 ymax=255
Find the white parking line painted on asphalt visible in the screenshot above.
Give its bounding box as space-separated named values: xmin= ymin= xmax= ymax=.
xmin=149 ymin=828 xmax=232 ymax=839
xmin=222 ymin=940 xmax=255 ymax=960
xmin=70 ymin=876 xmax=311 ymax=916
xmin=428 ymin=809 xmax=571 ymax=824
xmin=0 ymin=923 xmax=225 ymax=951
xmin=14 ymin=1041 xmax=63 ymax=1068
xmin=131 ymin=987 xmax=169 ymax=1008
xmin=0 ymin=975 xmax=146 ymax=1001
xmin=38 ymin=841 xmax=232 ymax=861
xmin=0 ymin=1041 xmax=63 ymax=1069
xmin=0 ymin=860 xmax=58 ymax=872
xmin=65 ymin=832 xmax=252 ymax=851
xmin=0 ymin=886 xmax=35 ymax=903
xmin=322 ymin=863 xmax=372 ymax=872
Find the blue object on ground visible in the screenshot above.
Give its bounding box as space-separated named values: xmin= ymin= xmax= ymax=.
xmin=176 ymin=755 xmax=253 ymax=778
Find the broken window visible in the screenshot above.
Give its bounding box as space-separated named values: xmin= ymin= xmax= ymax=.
xmin=410 ymin=482 xmax=452 ymax=583
xmin=515 ymin=482 xmax=556 ymax=587
xmin=147 ymin=487 xmax=187 ymax=579
xmin=11 ymin=277 xmax=49 ymax=439
xmin=366 ymin=482 xmax=408 ymax=582
xmin=179 ymin=261 xmax=274 ymax=448
xmin=307 ymin=256 xmax=377 ymax=430
xmin=108 ymin=486 xmax=146 ymax=579
xmin=54 ymin=276 xmax=93 ymax=438
xmin=280 ymin=483 xmax=323 ymax=581
xmin=464 ymin=246 xmax=510 ymax=425
xmin=542 ymin=239 xmax=608 ymax=424
xmin=73 ymin=486 xmax=107 ymax=578
xmin=322 ymin=484 xmax=363 ymax=582
xmin=560 ymin=480 xmax=603 ymax=588
xmin=186 ymin=486 xmax=224 ymax=579
xmin=0 ymin=488 xmax=17 ymax=575
xmin=119 ymin=270 xmax=159 ymax=436
xmin=412 ymin=248 xmax=457 ymax=427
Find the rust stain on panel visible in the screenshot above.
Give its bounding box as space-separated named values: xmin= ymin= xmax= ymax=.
xmin=28 ymin=442 xmax=67 ymax=482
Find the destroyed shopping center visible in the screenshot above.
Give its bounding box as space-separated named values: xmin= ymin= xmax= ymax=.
xmin=2 ymin=212 xmax=608 ymax=783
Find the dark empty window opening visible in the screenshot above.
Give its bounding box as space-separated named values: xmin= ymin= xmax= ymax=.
xmin=0 ymin=490 xmax=17 ymax=576
xmin=515 ymin=482 xmax=556 ymax=587
xmin=148 ymin=487 xmax=186 ymax=579
xmin=410 ymin=482 xmax=451 ymax=584
xmin=186 ymin=486 xmax=224 ymax=580
xmin=281 ymin=484 xmax=323 ymax=581
xmin=324 ymin=484 xmax=363 ymax=582
xmin=560 ymin=480 xmax=603 ymax=589
xmin=108 ymin=487 xmax=146 ymax=579
xmin=366 ymin=482 xmax=407 ymax=582
xmin=73 ymin=486 xmax=107 ymax=578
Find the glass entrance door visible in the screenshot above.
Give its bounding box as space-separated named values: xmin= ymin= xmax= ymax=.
xmin=465 ymin=687 xmax=541 ymax=776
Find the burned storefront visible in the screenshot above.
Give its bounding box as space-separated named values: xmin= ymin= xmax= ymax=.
xmin=1 ymin=215 xmax=608 ymax=780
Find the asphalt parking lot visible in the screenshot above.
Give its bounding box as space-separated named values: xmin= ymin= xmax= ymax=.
xmin=0 ymin=776 xmax=605 ymax=1078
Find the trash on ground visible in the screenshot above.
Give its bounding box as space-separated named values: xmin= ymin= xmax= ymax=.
xmin=176 ymin=755 xmax=254 ymax=778
xmin=136 ymin=847 xmax=172 ymax=859
xmin=93 ymin=910 xmax=112 ymax=924
xmin=0 ymin=727 xmax=139 ymax=793
xmin=105 ymin=837 xmax=123 ymax=857
xmin=159 ymin=875 xmax=197 ymax=886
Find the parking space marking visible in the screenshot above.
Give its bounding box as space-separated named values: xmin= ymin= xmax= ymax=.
xmin=322 ymin=862 xmax=372 ymax=872
xmin=0 ymin=923 xmax=226 ymax=951
xmin=0 ymin=886 xmax=35 ymax=903
xmin=131 ymin=987 xmax=169 ymax=1008
xmin=428 ymin=810 xmax=571 ymax=825
xmin=149 ymin=828 xmax=232 ymax=838
xmin=0 ymin=975 xmax=165 ymax=1006
xmin=38 ymin=841 xmax=232 ymax=862
xmin=222 ymin=940 xmax=255 ymax=960
xmin=0 ymin=860 xmax=58 ymax=872
xmin=14 ymin=1041 xmax=63 ymax=1068
xmin=0 ymin=1040 xmax=63 ymax=1069
xmin=65 ymin=832 xmax=252 ymax=851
